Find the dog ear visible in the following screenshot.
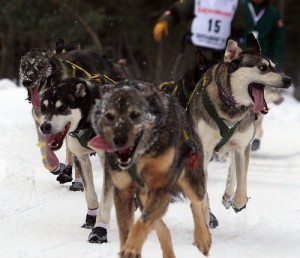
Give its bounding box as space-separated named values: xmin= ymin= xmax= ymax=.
xmin=74 ymin=81 xmax=87 ymax=97
xmin=97 ymin=84 xmax=115 ymax=98
xmin=44 ymin=50 xmax=55 ymax=59
xmin=246 ymin=33 xmax=261 ymax=53
xmin=224 ymin=39 xmax=242 ymax=63
xmin=146 ymin=92 xmax=165 ymax=116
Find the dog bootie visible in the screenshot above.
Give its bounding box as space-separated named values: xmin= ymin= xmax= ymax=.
xmin=81 ymin=214 xmax=96 ymax=229
xmin=222 ymin=193 xmax=232 ymax=209
xmin=56 ymin=165 xmax=73 ymax=184
xmin=209 ymin=212 xmax=219 ymax=229
xmin=50 ymin=163 xmax=65 ymax=175
xmin=88 ymin=227 xmax=108 ymax=244
xmin=69 ymin=181 xmax=84 ymax=192
xmin=251 ymin=139 xmax=260 ymax=151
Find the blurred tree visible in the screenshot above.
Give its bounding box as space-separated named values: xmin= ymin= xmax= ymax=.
xmin=1 ymin=0 xmax=298 ymax=99
xmin=0 ymin=0 xmax=177 ymax=83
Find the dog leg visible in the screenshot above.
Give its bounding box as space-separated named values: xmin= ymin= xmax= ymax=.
xmin=56 ymin=139 xmax=74 ymax=184
xmin=178 ymin=170 xmax=211 ymax=257
xmin=114 ymin=185 xmax=136 ymax=249
xmin=203 ymin=150 xmax=218 ymax=228
xmin=252 ymin=115 xmax=263 ymax=151
xmin=88 ymin=165 xmax=114 ymax=243
xmin=120 ymin=189 xmax=171 ymax=258
xmin=73 ymin=155 xmax=99 ymax=228
xmin=138 ymin=192 xmax=176 ymax=258
xmin=222 ymin=151 xmax=236 ymax=209
xmin=232 ymin=145 xmax=250 ymax=212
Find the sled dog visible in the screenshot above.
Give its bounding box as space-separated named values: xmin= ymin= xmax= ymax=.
xmin=19 ymin=42 xmax=118 ymax=184
xmin=39 ymin=77 xmax=116 ymax=243
xmin=89 ymin=80 xmax=211 ymax=257
xmin=187 ymin=34 xmax=292 ymax=217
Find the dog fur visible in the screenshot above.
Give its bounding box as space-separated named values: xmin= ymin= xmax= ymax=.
xmin=89 ymin=80 xmax=211 ymax=258
xmin=186 ymin=34 xmax=292 ymax=216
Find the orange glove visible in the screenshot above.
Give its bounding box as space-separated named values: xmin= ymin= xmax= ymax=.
xmin=153 ymin=20 xmax=169 ymax=42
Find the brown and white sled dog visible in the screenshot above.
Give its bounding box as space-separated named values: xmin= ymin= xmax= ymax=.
xmin=19 ymin=42 xmax=118 ymax=184
xmin=39 ymin=77 xmax=116 ymax=243
xmin=187 ymin=34 xmax=292 ymax=216
xmin=89 ymin=80 xmax=211 ymax=258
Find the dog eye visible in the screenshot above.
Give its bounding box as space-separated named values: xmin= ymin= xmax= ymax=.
xmin=105 ymin=113 xmax=115 ymax=121
xmin=58 ymin=105 xmax=66 ymax=112
xmin=258 ymin=65 xmax=268 ymax=72
xmin=40 ymin=104 xmax=46 ymax=113
xmin=130 ymin=111 xmax=140 ymax=120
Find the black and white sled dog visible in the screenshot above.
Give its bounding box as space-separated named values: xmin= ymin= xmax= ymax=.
xmin=187 ymin=34 xmax=292 ymax=221
xmin=39 ymin=77 xmax=115 ymax=243
xmin=19 ymin=41 xmax=118 ymax=185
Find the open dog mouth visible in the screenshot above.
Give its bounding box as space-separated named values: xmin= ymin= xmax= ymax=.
xmin=88 ymin=132 xmax=142 ymax=170
xmin=46 ymin=122 xmax=71 ymax=151
xmin=248 ymin=83 xmax=268 ymax=113
xmin=114 ymin=145 xmax=137 ymax=169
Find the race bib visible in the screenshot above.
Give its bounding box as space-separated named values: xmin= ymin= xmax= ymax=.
xmin=191 ymin=0 xmax=238 ymax=50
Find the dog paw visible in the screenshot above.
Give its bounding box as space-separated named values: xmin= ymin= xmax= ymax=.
xmin=56 ymin=173 xmax=72 ymax=184
xmin=50 ymin=163 xmax=65 ymax=175
xmin=69 ymin=181 xmax=84 ymax=191
xmin=209 ymin=212 xmax=219 ymax=229
xmin=56 ymin=167 xmax=73 ymax=184
xmin=222 ymin=193 xmax=232 ymax=209
xmin=120 ymin=247 xmax=141 ymax=258
xmin=81 ymin=214 xmax=96 ymax=229
xmin=88 ymin=227 xmax=107 ymax=243
xmin=232 ymin=203 xmax=247 ymax=213
xmin=193 ymin=230 xmax=212 ymax=257
xmin=251 ymin=139 xmax=260 ymax=151
xmin=232 ymin=197 xmax=249 ymax=213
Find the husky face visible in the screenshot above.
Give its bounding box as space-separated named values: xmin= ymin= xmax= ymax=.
xmin=40 ymin=78 xmax=91 ymax=150
xmin=19 ymin=49 xmax=53 ymax=89
xmin=224 ymin=34 xmax=292 ymax=113
xmin=90 ymin=81 xmax=164 ymax=170
xmin=19 ymin=49 xmax=55 ymax=108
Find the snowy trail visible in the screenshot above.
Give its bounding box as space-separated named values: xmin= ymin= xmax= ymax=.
xmin=0 ymin=80 xmax=300 ymax=258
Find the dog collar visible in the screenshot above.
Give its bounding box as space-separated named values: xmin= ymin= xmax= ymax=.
xmin=69 ymin=127 xmax=96 ymax=152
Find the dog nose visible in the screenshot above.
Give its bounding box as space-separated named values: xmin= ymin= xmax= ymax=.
xmin=22 ymin=80 xmax=33 ymax=87
xmin=40 ymin=122 xmax=52 ymax=134
xmin=283 ymin=76 xmax=292 ymax=88
xmin=113 ymin=135 xmax=128 ymax=147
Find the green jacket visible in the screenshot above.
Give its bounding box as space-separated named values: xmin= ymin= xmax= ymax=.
xmin=242 ymin=0 xmax=284 ymax=67
xmin=159 ymin=0 xmax=246 ymax=46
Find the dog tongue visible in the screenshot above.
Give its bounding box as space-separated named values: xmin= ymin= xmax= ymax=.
xmin=252 ymin=86 xmax=265 ymax=112
xmin=45 ymin=144 xmax=59 ymax=168
xmin=30 ymin=87 xmax=41 ymax=109
xmin=88 ymin=135 xmax=114 ymax=151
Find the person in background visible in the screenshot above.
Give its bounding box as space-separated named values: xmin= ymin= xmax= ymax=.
xmin=243 ymin=0 xmax=285 ymax=151
xmin=153 ymin=0 xmax=246 ymax=82
xmin=242 ymin=0 xmax=285 ymax=71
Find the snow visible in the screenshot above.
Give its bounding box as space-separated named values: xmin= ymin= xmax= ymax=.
xmin=1 ymin=79 xmax=300 ymax=258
